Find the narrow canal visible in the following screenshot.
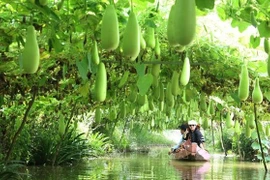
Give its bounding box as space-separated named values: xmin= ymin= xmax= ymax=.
xmin=26 ymin=148 xmax=270 ymax=180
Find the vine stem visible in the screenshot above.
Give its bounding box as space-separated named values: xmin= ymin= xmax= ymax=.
xmin=219 ymin=112 xmax=226 ymax=156
xmin=5 ymin=86 xmax=37 ymax=164
xmin=254 ymin=103 xmax=268 ymax=172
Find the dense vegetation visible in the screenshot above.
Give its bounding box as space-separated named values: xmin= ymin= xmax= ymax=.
xmin=1 ymin=0 xmax=270 ymax=177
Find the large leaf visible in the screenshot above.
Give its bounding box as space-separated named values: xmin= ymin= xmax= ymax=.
xmin=135 ymin=63 xmax=146 ymax=77
xmin=76 ymin=58 xmax=88 ymax=81
xmin=249 ymin=35 xmax=260 ymax=48
xmin=196 ymin=0 xmax=215 ymax=10
xmin=136 ymin=74 xmax=153 ymax=96
xmin=258 ymin=21 xmax=270 ymax=38
xmin=251 ymin=141 xmax=260 ymax=150
xmin=216 ymin=6 xmax=227 ymax=21
xmin=231 ymin=19 xmax=249 ymax=32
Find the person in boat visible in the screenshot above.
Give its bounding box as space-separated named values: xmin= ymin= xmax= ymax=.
xmin=168 ymin=124 xmax=189 ymax=155
xmin=186 ymin=120 xmax=205 ymax=150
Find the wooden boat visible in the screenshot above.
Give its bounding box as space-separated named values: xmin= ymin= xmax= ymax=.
xmin=170 ymin=142 xmax=211 ymax=161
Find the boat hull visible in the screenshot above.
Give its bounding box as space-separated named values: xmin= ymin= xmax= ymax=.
xmin=171 ymin=143 xmax=211 ymax=161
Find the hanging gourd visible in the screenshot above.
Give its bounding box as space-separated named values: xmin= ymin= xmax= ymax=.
xmin=180 ymin=57 xmax=190 ymax=86
xmin=122 ymin=10 xmax=140 ymax=61
xmin=238 ymin=64 xmax=249 ymax=101
xmin=101 ymin=4 xmax=119 ymax=50
xmin=252 ymin=77 xmax=263 ymax=104
xmin=21 ymin=26 xmax=40 ymax=74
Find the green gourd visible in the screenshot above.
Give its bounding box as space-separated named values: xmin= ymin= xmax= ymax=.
xmin=145 ymin=27 xmax=155 ymax=49
xmin=252 ymin=78 xmax=263 ymax=104
xmin=209 ymin=100 xmax=215 ymax=115
xmin=101 ymin=5 xmax=119 ymax=51
xmin=128 ymin=88 xmax=137 ymax=103
xmin=140 ymin=32 xmax=146 ymax=50
xmin=225 ymin=112 xmax=234 ymax=128
xmin=159 ymin=82 xmax=164 ymax=101
xmin=267 ymin=56 xmax=270 ymax=77
xmin=91 ymin=40 xmax=100 ymax=65
xmin=174 ymin=0 xmax=196 ymax=46
xmin=166 ymin=82 xmax=174 ymax=107
xmin=234 ymin=121 xmax=241 ymax=135
xmin=153 ymin=85 xmax=160 ymax=99
xmin=180 ymin=57 xmax=190 ymax=86
xmin=245 ymin=123 xmax=251 ymax=138
xmin=22 ymin=26 xmax=40 ymax=74
xmin=148 ymin=97 xmax=154 ymax=111
xmin=248 ymin=114 xmax=255 ymax=129
xmin=39 ymin=0 xmax=48 ymax=6
xmin=95 ymin=107 xmax=101 ymax=123
xmin=264 ymin=38 xmax=269 ymax=54
xmin=119 ymin=101 xmax=126 ymax=118
xmin=94 ymin=62 xmax=107 ymax=102
xmin=167 ymin=4 xmax=178 ymax=46
xmin=202 ymin=118 xmax=210 ymax=129
xmin=137 ymin=94 xmax=146 ymax=106
xmin=199 ymin=93 xmax=207 ymax=113
xmin=171 ymin=71 xmax=180 ymax=96
xmin=238 ymin=64 xmax=249 ymax=101
xmin=59 ymin=117 xmax=65 ymax=136
xmin=250 ymin=11 xmax=258 ymax=28
xmin=151 ymin=64 xmax=160 ymax=77
xmin=258 ymin=121 xmax=265 ymax=134
xmin=155 ymin=36 xmax=160 ymax=56
xmin=122 ymin=11 xmax=140 ymax=61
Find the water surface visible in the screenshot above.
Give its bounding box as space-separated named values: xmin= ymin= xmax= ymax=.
xmin=27 ymin=148 xmax=270 ymax=180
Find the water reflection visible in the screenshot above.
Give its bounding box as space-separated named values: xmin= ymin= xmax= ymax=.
xmin=25 ymin=150 xmax=270 ymax=180
xmin=170 ymin=160 xmax=211 ymax=180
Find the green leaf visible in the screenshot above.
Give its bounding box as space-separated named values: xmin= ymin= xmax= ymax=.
xmin=258 ymin=21 xmax=270 ymax=38
xmin=230 ymin=91 xmax=241 ymax=104
xmin=135 ymin=63 xmax=146 ymax=77
xmin=216 ymin=6 xmax=227 ymax=21
xmin=250 ymin=35 xmax=260 ymax=48
xmin=51 ymin=36 xmax=64 ymax=53
xmin=251 ymin=141 xmax=260 ymax=150
xmin=118 ymin=71 xmax=130 ymax=88
xmin=264 ymin=91 xmax=270 ymax=101
xmin=195 ymin=0 xmax=215 ymax=10
xmin=231 ymin=19 xmax=249 ymax=32
xmin=78 ymin=82 xmax=90 ymax=97
xmin=76 ymin=58 xmax=88 ymax=81
xmin=136 ymin=74 xmax=153 ymax=96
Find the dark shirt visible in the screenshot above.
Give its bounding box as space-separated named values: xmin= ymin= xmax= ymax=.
xmin=187 ymin=129 xmax=205 ymax=147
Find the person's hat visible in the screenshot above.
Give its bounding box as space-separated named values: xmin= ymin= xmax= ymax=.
xmin=178 ymin=124 xmax=188 ymax=130
xmin=188 ymin=120 xmax=197 ymax=125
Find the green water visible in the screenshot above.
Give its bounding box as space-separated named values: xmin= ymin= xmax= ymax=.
xmin=26 ymin=148 xmax=270 ymax=180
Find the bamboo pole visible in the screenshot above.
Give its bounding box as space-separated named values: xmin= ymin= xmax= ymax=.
xmin=254 ymin=103 xmax=268 ymax=172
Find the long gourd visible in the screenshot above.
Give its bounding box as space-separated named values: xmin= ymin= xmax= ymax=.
xmin=94 ymin=62 xmax=107 ymax=102
xmin=180 ymin=57 xmax=190 ymax=86
xmin=252 ymin=77 xmax=263 ymax=104
xmin=238 ymin=64 xmax=249 ymax=101
xmin=122 ymin=11 xmax=140 ymax=61
xmin=22 ymin=26 xmax=40 ymax=74
xmin=174 ymin=0 xmax=196 ymax=46
xmin=101 ymin=4 xmax=119 ymax=50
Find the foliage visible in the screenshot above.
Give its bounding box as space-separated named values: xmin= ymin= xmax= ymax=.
xmin=0 ymin=161 xmax=27 ymax=180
